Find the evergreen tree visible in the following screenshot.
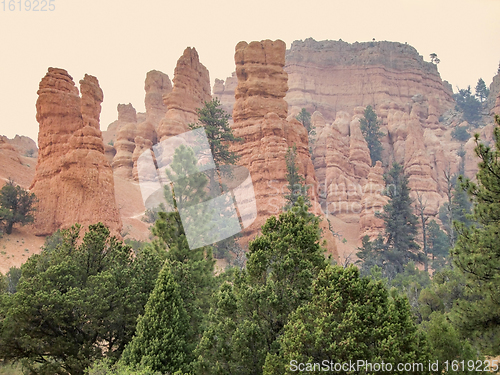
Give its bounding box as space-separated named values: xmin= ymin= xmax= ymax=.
xmin=195 ymin=197 xmax=327 ymax=374
xmin=359 ymin=105 xmax=384 ymax=166
xmin=151 ymin=144 xmax=216 ymax=362
xmin=120 ymin=262 xmax=191 ymax=374
xmin=450 ymin=114 xmax=500 ymax=355
xmin=0 ymin=223 xmax=164 ymax=375
xmin=0 ymin=179 xmax=37 ymax=234
xmin=453 ymin=86 xmax=482 ymax=126
xmin=189 ymin=98 xmax=241 ymax=168
xmin=376 ymin=163 xmax=420 ymax=278
xmin=474 ymin=78 xmax=489 ymax=103
xmin=295 ymin=108 xmax=312 ymax=132
xmin=264 ymin=265 xmax=431 ymax=375
xmin=426 ymin=220 xmax=449 ymax=270
xmin=283 ymin=145 xmax=310 ymax=211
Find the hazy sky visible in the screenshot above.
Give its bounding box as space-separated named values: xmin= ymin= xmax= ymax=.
xmin=1 ymin=0 xmax=499 ymax=143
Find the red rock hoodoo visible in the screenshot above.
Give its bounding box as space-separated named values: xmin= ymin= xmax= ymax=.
xmin=30 ymin=68 xmax=122 ymax=236
xmin=230 ymin=39 xmax=338 ymax=258
xmin=157 ymin=47 xmax=212 ymax=141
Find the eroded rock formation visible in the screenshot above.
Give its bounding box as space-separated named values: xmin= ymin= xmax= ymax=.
xmin=213 ymin=72 xmax=237 ymax=116
xmin=230 ymin=39 xmax=338 ymax=258
xmin=157 ymin=47 xmax=211 ymax=141
xmin=30 ymin=68 xmax=122 ymax=236
xmin=285 ymin=38 xmax=454 ymax=122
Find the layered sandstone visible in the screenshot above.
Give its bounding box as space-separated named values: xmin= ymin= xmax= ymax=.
xmin=144 ymin=70 xmax=172 ymax=127
xmin=157 ymin=47 xmax=211 ymax=141
xmin=111 ymin=105 xmax=138 ymax=179
xmin=359 ymin=161 xmax=388 ymax=240
xmin=231 ymin=39 xmax=338 ymax=258
xmin=30 ymin=68 xmax=122 ymax=236
xmin=213 ymin=72 xmax=237 ymax=116
xmin=284 ymin=38 xmax=454 ymax=122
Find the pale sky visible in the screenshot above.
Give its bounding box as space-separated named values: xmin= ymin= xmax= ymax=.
xmin=1 ymin=0 xmax=499 ymax=143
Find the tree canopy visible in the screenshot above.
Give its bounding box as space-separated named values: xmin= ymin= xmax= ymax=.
xmin=0 ymin=179 xmax=37 ymax=234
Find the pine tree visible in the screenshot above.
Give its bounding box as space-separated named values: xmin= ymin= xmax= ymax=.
xmin=450 ymin=114 xmax=500 ymax=355
xmin=121 ymin=262 xmax=191 ymax=374
xmin=195 ymin=197 xmax=327 ymax=374
xmin=475 ymin=78 xmax=489 ymax=103
xmin=363 ymin=163 xmax=420 ymax=279
xmin=426 ymin=220 xmax=449 ymax=270
xmin=151 ymin=144 xmax=216 ymax=362
xmin=0 ymin=224 xmax=164 ymax=375
xmin=264 ymin=265 xmax=431 ymax=375
xmin=189 ymin=98 xmax=241 ymax=168
xmin=454 ymin=86 xmax=482 ymax=126
xmin=283 ymin=145 xmax=310 ymax=211
xmin=0 ymin=179 xmax=37 ymax=234
xmin=359 ymin=105 xmax=384 ymax=166
xmin=295 ymin=108 xmax=312 ymax=132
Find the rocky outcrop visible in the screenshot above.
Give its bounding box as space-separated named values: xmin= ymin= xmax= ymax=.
xmin=213 ymin=72 xmax=237 ymax=116
xmin=30 ymin=68 xmax=122 ymax=236
xmin=6 ymin=135 xmax=38 ymax=158
xmin=285 ymin=38 xmax=454 ymax=123
xmin=488 ymin=73 xmax=500 ymax=116
xmin=359 ymin=161 xmax=388 ymax=240
xmin=111 ymin=105 xmax=138 ymax=179
xmin=144 ymin=70 xmax=172 ymax=127
xmin=230 ymin=40 xmax=338 ymax=258
xmin=157 ymin=47 xmax=211 ymax=141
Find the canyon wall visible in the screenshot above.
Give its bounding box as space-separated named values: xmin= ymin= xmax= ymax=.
xmin=30 ymin=68 xmax=122 ymax=236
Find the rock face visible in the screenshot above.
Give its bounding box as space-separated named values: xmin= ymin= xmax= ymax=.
xmin=488 ymin=73 xmax=500 ymax=116
xmin=144 ymin=70 xmax=172 ymax=127
xmin=284 ymin=38 xmax=454 ymax=123
xmin=111 ymin=105 xmax=139 ymax=179
xmin=7 ymin=135 xmax=38 ymax=158
xmin=359 ymin=161 xmax=388 ymax=240
xmin=30 ymin=68 xmax=122 ymax=236
xmin=230 ymin=40 xmax=338 ymax=258
xmin=157 ymin=47 xmax=211 ymax=141
xmin=213 ymin=72 xmax=237 ymax=116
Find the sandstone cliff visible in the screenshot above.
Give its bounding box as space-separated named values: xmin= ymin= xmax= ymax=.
xmin=284 ymin=38 xmax=454 ymax=122
xmin=231 ymin=39 xmax=338 ymax=258
xmin=30 ymin=68 xmax=122 ymax=236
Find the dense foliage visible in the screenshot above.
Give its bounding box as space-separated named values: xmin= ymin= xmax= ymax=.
xmin=0 ymin=179 xmax=37 ymax=234
xmin=450 ymin=115 xmax=500 ymax=355
xmin=0 ymin=223 xmax=165 ymax=375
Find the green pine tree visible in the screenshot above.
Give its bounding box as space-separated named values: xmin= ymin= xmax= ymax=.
xmin=195 ymin=197 xmax=327 ymax=375
xmin=120 ymin=262 xmax=191 ymax=374
xmin=0 ymin=179 xmax=37 ymax=234
xmin=295 ymin=108 xmax=312 ymax=132
xmin=426 ymin=219 xmax=450 ymax=270
xmin=370 ymin=163 xmax=421 ymax=279
xmin=0 ymin=224 xmax=164 ymax=375
xmin=450 ymin=114 xmax=500 ymax=355
xmin=264 ymin=265 xmax=431 ymax=375
xmin=475 ymin=78 xmax=489 ymax=103
xmin=359 ymin=105 xmax=384 ymax=166
xmin=189 ymin=98 xmax=242 ymax=168
xmin=151 ymin=144 xmax=216 ymax=363
xmin=283 ymin=145 xmax=310 ymax=211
